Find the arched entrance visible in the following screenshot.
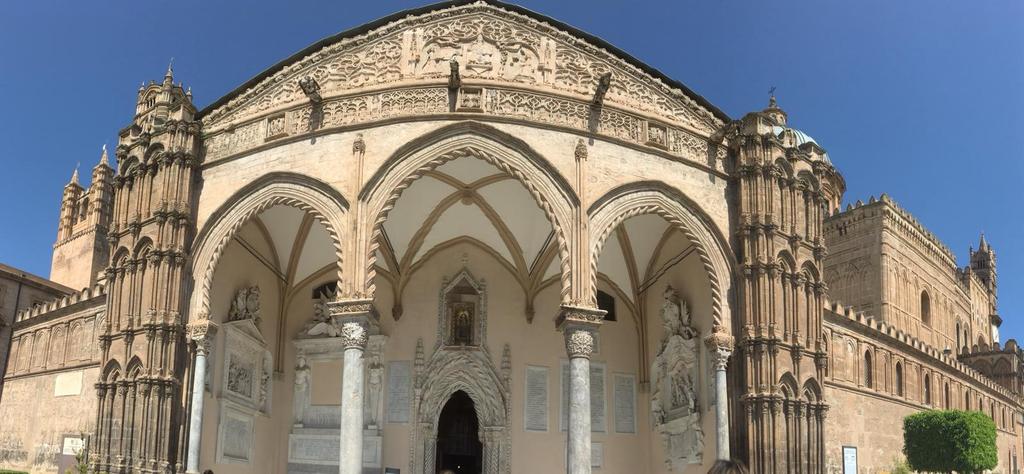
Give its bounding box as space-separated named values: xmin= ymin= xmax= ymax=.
xmin=436 ymin=390 xmax=482 ymax=474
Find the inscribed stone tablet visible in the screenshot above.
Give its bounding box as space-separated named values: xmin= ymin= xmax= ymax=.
xmin=613 ymin=373 xmax=637 ymax=433
xmin=524 ymin=366 xmax=548 ymax=432
xmin=386 ymin=361 xmax=412 ymax=423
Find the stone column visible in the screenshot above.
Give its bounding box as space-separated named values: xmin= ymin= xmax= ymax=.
xmin=329 ymin=298 xmax=377 ymax=474
xmin=185 ymin=320 xmax=217 ymax=474
xmin=557 ymin=305 xmax=604 ymax=474
xmin=705 ymin=323 xmax=735 ymax=461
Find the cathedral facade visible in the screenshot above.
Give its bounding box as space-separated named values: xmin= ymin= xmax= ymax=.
xmin=0 ymin=2 xmax=1019 ymax=473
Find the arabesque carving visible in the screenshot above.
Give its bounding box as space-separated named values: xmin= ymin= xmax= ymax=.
xmin=200 ymin=4 xmax=726 ymax=168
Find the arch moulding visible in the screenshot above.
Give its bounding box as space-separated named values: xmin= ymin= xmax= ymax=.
xmin=188 ymin=172 xmax=349 ymax=322
xmin=359 ymin=122 xmax=578 ymax=305
xmin=588 ymin=182 xmax=736 ymax=332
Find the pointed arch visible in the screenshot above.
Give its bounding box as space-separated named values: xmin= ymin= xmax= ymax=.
xmin=588 ymin=181 xmax=736 ymax=329
xmin=188 ymin=172 xmax=349 ymax=321
xmin=361 ymin=122 xmax=577 ymax=303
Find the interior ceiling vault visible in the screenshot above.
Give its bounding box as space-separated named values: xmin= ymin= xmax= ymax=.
xmin=230 ymin=155 xmax=688 ymax=314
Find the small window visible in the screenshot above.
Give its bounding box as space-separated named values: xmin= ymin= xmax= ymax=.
xmin=863 ymin=350 xmax=873 ymax=388
xmin=921 ymin=291 xmax=931 ymax=326
xmin=895 ymin=363 xmax=904 ymax=397
xmin=597 ymin=290 xmax=616 ymax=321
xmin=924 ymin=375 xmax=932 ymax=405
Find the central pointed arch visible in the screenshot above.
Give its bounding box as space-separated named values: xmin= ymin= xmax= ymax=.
xmin=360 ymin=122 xmax=578 ymax=304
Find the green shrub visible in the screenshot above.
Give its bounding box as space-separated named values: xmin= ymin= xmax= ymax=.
xmin=890 ymin=457 xmax=912 ymax=474
xmin=903 ymin=409 xmax=997 ymax=473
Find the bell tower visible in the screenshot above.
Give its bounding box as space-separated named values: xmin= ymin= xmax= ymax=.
xmin=50 ymin=146 xmax=113 ymax=290
xmin=92 ymin=63 xmax=201 ymax=473
xmin=722 ymin=94 xmax=845 ymax=473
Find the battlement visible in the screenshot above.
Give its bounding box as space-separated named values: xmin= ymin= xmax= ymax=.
xmin=825 ymin=299 xmax=1021 ymax=404
xmin=15 ymin=283 xmax=105 ymax=323
xmin=827 ymin=194 xmax=958 ymax=267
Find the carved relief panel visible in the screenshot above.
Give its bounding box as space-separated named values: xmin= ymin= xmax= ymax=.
xmin=219 ymin=319 xmax=272 ymax=415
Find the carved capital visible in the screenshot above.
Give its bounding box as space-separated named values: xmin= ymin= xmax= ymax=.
xmin=186 ymin=320 xmax=218 ymax=355
xmin=564 ymin=328 xmax=595 ymax=359
xmin=703 ymin=322 xmax=735 ymax=354
xmin=339 ymin=321 xmax=369 ymax=350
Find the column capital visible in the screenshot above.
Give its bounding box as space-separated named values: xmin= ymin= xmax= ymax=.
xmin=704 ymin=322 xmax=735 ymax=352
xmin=328 ymin=297 xmax=379 ymax=350
xmin=564 ymin=329 xmax=596 ymax=359
xmin=186 ymin=319 xmax=218 ymax=355
xmin=339 ymin=321 xmax=369 ymax=350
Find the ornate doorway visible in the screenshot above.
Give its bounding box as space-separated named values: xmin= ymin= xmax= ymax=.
xmin=436 ymin=391 xmax=482 ymax=473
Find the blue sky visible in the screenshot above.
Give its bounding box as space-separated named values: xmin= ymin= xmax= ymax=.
xmin=1 ymin=1 xmax=1021 ymax=337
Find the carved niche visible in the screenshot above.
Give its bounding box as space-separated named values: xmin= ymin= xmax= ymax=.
xmin=216 ymin=317 xmax=272 ymax=465
xmin=220 ymin=318 xmax=272 ymax=414
xmin=289 ymin=294 xmax=388 ymax=472
xmin=650 ymin=285 xmax=703 ymax=469
xmin=437 ymin=268 xmax=486 ymax=349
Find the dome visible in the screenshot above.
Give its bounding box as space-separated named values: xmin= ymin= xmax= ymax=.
xmin=773 ymin=125 xmax=832 ymax=164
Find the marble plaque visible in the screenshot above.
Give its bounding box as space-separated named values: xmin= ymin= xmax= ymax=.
xmin=217 ymin=403 xmax=254 ymax=464
xmin=387 ymin=361 xmax=412 ymax=423
xmin=54 ymin=370 xmax=83 ymax=397
xmin=524 ymin=366 xmax=548 ymax=432
xmin=560 ymin=361 xmax=607 ymax=432
xmin=592 ymin=442 xmax=604 ymax=468
xmin=613 ymin=373 xmax=637 ymax=434
xmin=363 ymin=435 xmax=382 ymax=468
xmin=288 ymin=433 xmax=339 ymax=465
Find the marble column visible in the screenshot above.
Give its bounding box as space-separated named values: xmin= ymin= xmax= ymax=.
xmin=329 ymin=298 xmax=377 ymax=474
xmin=185 ymin=320 xmax=217 ymax=474
xmin=556 ymin=305 xmax=604 ymax=474
xmin=705 ymin=324 xmax=735 ymax=461
xmin=339 ymin=321 xmax=368 ymax=474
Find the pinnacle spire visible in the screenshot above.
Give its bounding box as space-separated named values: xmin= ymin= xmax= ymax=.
xmin=768 ymin=86 xmax=778 ymax=108
xmin=166 ymin=58 xmax=174 ymax=79
xmin=70 ymin=163 xmax=80 ymax=185
xmin=99 ymin=144 xmax=109 ymax=166
xmin=979 ymin=232 xmax=989 ymax=251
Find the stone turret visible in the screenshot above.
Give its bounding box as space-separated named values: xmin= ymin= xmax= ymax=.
xmin=722 ymin=94 xmax=845 ymax=471
xmin=93 ymin=64 xmax=201 ymax=473
xmin=970 ymin=233 xmax=997 ymax=293
xmin=50 ymin=147 xmax=113 ymax=290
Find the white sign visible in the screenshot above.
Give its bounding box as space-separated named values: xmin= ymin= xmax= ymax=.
xmin=842 ymin=446 xmax=857 ymax=474
xmin=62 ymin=437 xmax=84 ymax=456
xmin=613 ymin=373 xmax=636 ymax=434
xmin=386 ymin=361 xmax=412 ymax=423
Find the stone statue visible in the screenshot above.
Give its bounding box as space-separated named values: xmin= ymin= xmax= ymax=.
xmin=304 ymin=295 xmax=340 ymax=337
xmin=452 ymin=306 xmax=473 ymax=345
xmin=593 ymin=72 xmax=612 ymax=106
xmin=365 ymin=354 xmax=383 ymax=427
xmin=448 ymin=58 xmax=461 ymax=90
xmin=228 ymin=286 xmax=261 ymax=327
xmin=650 ymin=285 xmax=703 ymax=468
xmin=293 ymin=355 xmax=310 ymax=426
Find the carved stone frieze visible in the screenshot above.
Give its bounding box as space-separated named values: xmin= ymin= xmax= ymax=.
xmin=202 ymin=5 xmax=722 ymax=134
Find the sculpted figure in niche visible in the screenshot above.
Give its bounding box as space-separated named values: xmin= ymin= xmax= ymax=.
xmin=365 ymin=353 xmax=384 ymax=428
xmin=293 ymin=354 xmax=310 ymax=426
xmin=451 ymin=303 xmax=474 ymax=346
xmin=650 ymin=285 xmax=703 ymax=468
xmin=651 ymin=285 xmax=699 ymax=423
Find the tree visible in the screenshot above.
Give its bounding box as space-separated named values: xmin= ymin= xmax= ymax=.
xmin=903 ymin=410 xmax=997 ymax=473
